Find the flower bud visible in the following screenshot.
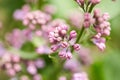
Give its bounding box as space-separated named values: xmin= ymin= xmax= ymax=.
xmin=70 ymin=30 xmax=77 ymax=39
xmin=73 ymin=44 xmax=81 ymax=51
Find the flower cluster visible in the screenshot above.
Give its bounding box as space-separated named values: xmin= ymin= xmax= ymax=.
xmin=26 ymin=59 xmax=45 ymax=75
xmin=1 ymin=53 xmax=21 ymax=77
xmin=0 ymin=0 xmax=112 ymax=79
xmin=0 ymin=51 xmax=45 ymax=80
xmin=91 ymin=9 xmax=111 ymax=51
xmin=83 ymin=13 xmax=95 ymax=28
xmin=74 ymin=0 xmax=111 ymax=51
xmin=23 ymin=10 xmax=51 ymax=30
xmin=13 ymin=4 xmax=30 ymax=20
xmin=48 ymin=24 xmax=81 ymax=59
xmin=5 ymin=29 xmax=32 ymax=48
xmin=22 ymin=59 xmax=45 ymax=80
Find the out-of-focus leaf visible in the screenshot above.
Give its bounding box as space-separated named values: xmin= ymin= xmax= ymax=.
xmin=50 ymin=0 xmax=77 ymax=18
xmin=21 ymin=41 xmax=36 ymax=52
xmin=97 ymin=0 xmax=120 ymax=19
xmin=90 ymin=51 xmax=120 ymax=80
xmin=9 ymin=48 xmax=39 ymax=60
xmin=32 ymin=36 xmax=46 ymax=47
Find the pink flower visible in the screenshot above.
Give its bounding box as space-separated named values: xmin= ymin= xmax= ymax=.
xmin=34 ymin=59 xmax=45 ymax=69
xmin=27 ymin=65 xmax=37 ymax=75
xmin=92 ymin=37 xmax=106 ymax=51
xmin=84 ymin=13 xmax=94 ymax=28
xmin=33 ymin=74 xmax=42 ymax=80
xmin=75 ymin=0 xmax=84 ymax=5
xmin=70 ymin=30 xmax=77 ymax=40
xmin=90 ymin=0 xmax=101 ymax=5
xmin=64 ymin=58 xmax=80 ymax=72
xmin=43 ymin=4 xmax=56 ymax=15
xmin=72 ymin=72 xmax=89 ymax=80
xmin=6 ymin=68 xmax=16 ymax=77
xmin=13 ymin=4 xmax=30 ymax=20
xmin=59 ymin=49 xmax=72 ymax=59
xmin=78 ymin=47 xmax=92 ymax=65
xmin=13 ymin=64 xmax=21 ymax=72
xmin=91 ymin=9 xmax=111 ymax=51
xmin=59 ymin=76 xmax=67 ymax=80
xmin=73 ymin=44 xmax=81 ymax=51
xmin=23 ymin=10 xmax=51 ymax=30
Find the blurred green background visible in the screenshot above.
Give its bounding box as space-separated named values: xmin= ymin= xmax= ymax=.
xmin=0 ymin=0 xmax=120 ymax=80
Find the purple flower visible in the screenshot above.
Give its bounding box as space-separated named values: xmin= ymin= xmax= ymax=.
xmin=84 ymin=13 xmax=95 ymax=28
xmin=43 ymin=4 xmax=56 ymax=15
xmin=90 ymin=9 xmax=111 ymax=51
xmin=33 ymin=74 xmax=42 ymax=80
xmin=73 ymin=44 xmax=81 ymax=51
xmin=59 ymin=76 xmax=67 ymax=80
xmin=27 ymin=64 xmax=37 ymax=75
xmin=91 ymin=37 xmax=106 ymax=51
xmin=59 ymin=49 xmax=72 ymax=59
xmin=13 ymin=4 xmax=30 ymax=20
xmin=72 ymin=72 xmax=89 ymax=80
xmin=23 ymin=10 xmax=51 ymax=30
xmin=90 ymin=0 xmax=101 ymax=5
xmin=64 ymin=58 xmax=80 ymax=72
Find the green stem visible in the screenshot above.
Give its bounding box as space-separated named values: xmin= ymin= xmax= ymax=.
xmin=48 ymin=59 xmax=65 ymax=80
xmin=88 ymin=4 xmax=95 ymax=13
xmin=71 ymin=27 xmax=85 ymax=52
xmin=76 ymin=27 xmax=85 ymax=44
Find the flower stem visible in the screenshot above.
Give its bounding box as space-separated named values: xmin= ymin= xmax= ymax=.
xmin=71 ymin=27 xmax=85 ymax=52
xmin=76 ymin=27 xmax=85 ymax=44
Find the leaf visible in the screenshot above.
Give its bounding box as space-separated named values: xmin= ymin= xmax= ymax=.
xmin=97 ymin=0 xmax=120 ymax=19
xmin=31 ymin=36 xmax=46 ymax=47
xmin=9 ymin=48 xmax=39 ymax=60
xmin=50 ymin=0 xmax=77 ymax=18
xmin=89 ymin=51 xmax=120 ymax=80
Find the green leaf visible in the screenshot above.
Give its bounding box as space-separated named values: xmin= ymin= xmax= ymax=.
xmin=50 ymin=0 xmax=77 ymax=18
xmin=31 ymin=36 xmax=46 ymax=47
xmin=9 ymin=48 xmax=39 ymax=60
xmin=90 ymin=51 xmax=120 ymax=80
xmin=97 ymin=0 xmax=120 ymax=19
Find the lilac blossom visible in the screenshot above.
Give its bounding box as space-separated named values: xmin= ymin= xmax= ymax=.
xmin=48 ymin=24 xmax=82 ymax=59
xmin=77 ymin=47 xmax=92 ymax=65
xmin=68 ymin=11 xmax=84 ymax=28
xmin=13 ymin=4 xmax=30 ymax=20
xmin=64 ymin=58 xmax=80 ymax=72
xmin=83 ymin=13 xmax=95 ymax=28
xmin=23 ymin=10 xmax=51 ymax=30
xmin=59 ymin=76 xmax=67 ymax=80
xmin=33 ymin=74 xmax=42 ymax=80
xmin=36 ymin=46 xmax=52 ymax=54
xmin=5 ymin=29 xmax=32 ymax=48
xmin=90 ymin=0 xmax=101 ymax=5
xmin=1 ymin=53 xmax=21 ymax=77
xmin=72 ymin=72 xmax=89 ymax=80
xmin=43 ymin=4 xmax=56 ymax=15
xmin=91 ymin=9 xmax=111 ymax=51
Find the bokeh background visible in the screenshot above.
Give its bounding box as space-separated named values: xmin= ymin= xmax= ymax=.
xmin=0 ymin=0 xmax=120 ymax=80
